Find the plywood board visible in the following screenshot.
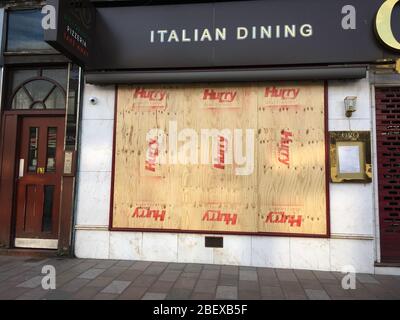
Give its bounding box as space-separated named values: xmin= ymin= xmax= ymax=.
xmin=112 ymin=82 xmax=328 ymax=236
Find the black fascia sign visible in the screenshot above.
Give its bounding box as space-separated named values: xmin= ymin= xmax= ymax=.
xmin=46 ymin=0 xmax=400 ymax=70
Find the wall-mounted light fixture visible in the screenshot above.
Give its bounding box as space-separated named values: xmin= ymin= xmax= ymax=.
xmin=344 ymin=96 xmax=357 ymax=117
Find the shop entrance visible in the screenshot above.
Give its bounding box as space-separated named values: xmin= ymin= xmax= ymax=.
xmin=0 ymin=66 xmax=70 ymax=250
xmin=375 ymin=87 xmax=400 ymax=262
xmin=14 ymin=116 xmax=65 ymax=249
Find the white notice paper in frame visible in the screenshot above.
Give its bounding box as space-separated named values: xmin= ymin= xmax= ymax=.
xmin=338 ymin=145 xmax=361 ymax=174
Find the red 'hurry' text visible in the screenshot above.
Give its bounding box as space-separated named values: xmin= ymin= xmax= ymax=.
xmin=145 ymin=138 xmax=159 ymax=172
xmin=278 ymin=130 xmax=293 ymax=167
xmin=265 ymin=86 xmax=300 ymax=100
xmin=213 ymin=136 xmax=227 ymax=170
xmin=132 ymin=207 xmax=166 ymax=222
xmin=134 ymin=88 xmax=167 ymax=101
xmin=203 ymin=89 xmax=237 ymax=103
xmin=202 ymin=210 xmax=238 ymax=225
xmin=265 ymin=211 xmax=302 ymax=227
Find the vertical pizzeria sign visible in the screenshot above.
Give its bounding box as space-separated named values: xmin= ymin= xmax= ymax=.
xmin=112 ymin=82 xmax=328 ymax=236
xmin=44 ymin=0 xmax=96 ymax=66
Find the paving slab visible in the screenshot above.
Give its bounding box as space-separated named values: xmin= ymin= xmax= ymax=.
xmin=159 ymin=270 xmax=181 ymax=282
xmin=118 ymin=285 xmax=147 ymax=300
xmin=16 ymin=276 xmax=43 ymax=289
xmin=174 ymin=278 xmax=197 ymax=290
xmin=141 ymin=292 xmax=167 ymax=300
xmin=260 ymin=286 xmax=285 ymax=300
xmin=194 ymin=279 xmax=217 ymax=294
xmin=61 ymin=278 xmax=90 ymax=293
xmin=216 ymin=285 xmax=238 ymax=300
xmin=357 ymin=274 xmax=381 ymax=284
xmin=101 ymin=280 xmax=131 ymax=294
xmin=276 ymin=269 xmax=298 ymax=282
xmin=199 ymin=269 xmax=220 ymax=280
xmin=239 ymin=270 xmax=258 ymax=281
xmin=166 ymin=288 xmax=192 ymax=300
xmin=305 ymin=289 xmax=331 ymax=300
xmin=78 ymin=268 xmax=105 ymax=280
xmin=149 ymin=280 xmax=175 ymax=293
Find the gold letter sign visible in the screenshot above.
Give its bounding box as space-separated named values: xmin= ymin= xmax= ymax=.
xmin=376 ymin=0 xmax=400 ymax=51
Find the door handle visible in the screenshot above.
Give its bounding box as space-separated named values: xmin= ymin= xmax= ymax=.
xmin=18 ymin=159 xmax=24 ymax=178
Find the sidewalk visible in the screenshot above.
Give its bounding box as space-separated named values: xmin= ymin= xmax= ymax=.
xmin=0 ymin=256 xmax=399 ymax=300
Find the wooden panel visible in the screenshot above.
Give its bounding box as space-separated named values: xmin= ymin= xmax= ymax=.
xmin=23 ymin=185 xmax=39 ymax=234
xmin=112 ymin=82 xmax=327 ymax=236
xmin=257 ymin=83 xmax=327 ymax=234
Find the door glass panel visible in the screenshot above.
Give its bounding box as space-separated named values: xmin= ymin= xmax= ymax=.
xmin=11 ymin=69 xmax=39 ymax=91
xmin=12 ymin=89 xmax=31 ymax=109
xmin=42 ymin=185 xmax=55 ymax=232
xmin=31 ymin=102 xmax=46 ymax=109
xmin=43 ymin=69 xmax=68 ymax=91
xmin=27 ymin=127 xmax=39 ymax=173
xmin=24 ymin=80 xmax=55 ymax=102
xmin=7 ymin=67 xmax=68 ymax=110
xmin=45 ymin=87 xmax=67 ymax=109
xmin=12 ymin=82 xmax=66 ymax=110
xmin=46 ymin=128 xmax=57 ymax=172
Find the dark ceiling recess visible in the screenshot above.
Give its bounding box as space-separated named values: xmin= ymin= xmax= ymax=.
xmin=92 ymin=0 xmax=255 ymax=7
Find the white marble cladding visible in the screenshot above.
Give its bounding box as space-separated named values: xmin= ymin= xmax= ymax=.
xmin=81 ymin=84 xmax=116 ymax=121
xmin=75 ymin=231 xmax=375 ymax=273
xmin=328 ymin=77 xmax=371 ymax=126
xmin=327 ymin=77 xmax=374 ymax=239
xmin=75 ymin=84 xmax=115 ymax=229
xmin=74 ymin=80 xmax=377 ymax=274
xmin=330 ymin=183 xmax=374 ymax=236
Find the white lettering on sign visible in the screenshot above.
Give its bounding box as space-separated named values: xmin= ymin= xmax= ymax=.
xmin=150 ymin=24 xmax=313 ymax=43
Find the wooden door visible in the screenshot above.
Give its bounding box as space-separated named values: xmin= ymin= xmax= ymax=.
xmin=375 ymin=87 xmax=400 ymax=262
xmin=14 ymin=117 xmax=64 ymax=248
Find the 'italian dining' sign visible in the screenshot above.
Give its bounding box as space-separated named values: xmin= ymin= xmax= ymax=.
xmin=44 ymin=0 xmax=400 ymax=70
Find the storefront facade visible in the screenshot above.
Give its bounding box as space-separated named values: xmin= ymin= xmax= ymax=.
xmin=75 ymin=77 xmax=380 ymax=273
xmin=1 ymin=0 xmax=400 ymax=274
xmin=72 ymin=0 xmax=400 ymax=274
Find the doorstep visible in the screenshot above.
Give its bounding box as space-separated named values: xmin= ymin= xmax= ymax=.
xmin=375 ymin=262 xmax=400 ymax=276
xmin=0 ymin=247 xmax=58 ymax=258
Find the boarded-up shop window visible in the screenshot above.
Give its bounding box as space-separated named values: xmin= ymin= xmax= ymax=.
xmin=111 ymin=82 xmax=328 ymax=236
